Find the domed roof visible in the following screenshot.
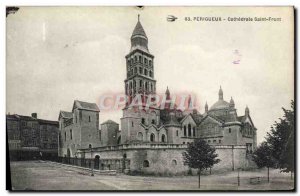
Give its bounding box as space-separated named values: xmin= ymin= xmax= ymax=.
xmin=210 ymin=100 xmax=230 ymax=110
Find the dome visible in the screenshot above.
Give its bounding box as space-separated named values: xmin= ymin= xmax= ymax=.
xmin=209 ymin=100 xmax=230 ymax=110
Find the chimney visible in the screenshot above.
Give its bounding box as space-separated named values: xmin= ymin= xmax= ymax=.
xmin=31 ymin=113 xmax=37 ymax=119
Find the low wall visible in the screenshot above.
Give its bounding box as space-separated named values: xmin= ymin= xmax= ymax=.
xmin=77 ymin=144 xmax=256 ymax=175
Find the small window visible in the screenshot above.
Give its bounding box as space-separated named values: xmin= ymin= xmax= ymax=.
xmin=184 ymin=126 xmax=187 ymax=136
xmin=172 ymin=160 xmax=177 ymax=166
xmin=70 ymin=129 xmax=72 ymax=140
xmin=143 ymin=160 xmax=150 ymax=167
xmin=64 ymin=132 xmax=66 ymax=141
xmin=208 ymin=140 xmax=211 ymax=143
xmin=229 ymin=128 xmax=231 ymax=133
xmin=213 ymin=140 xmax=216 ymax=143
xmin=183 ymin=142 xmax=185 ymax=144
xmin=139 ymin=67 xmax=142 ymax=74
xmin=161 ymin=134 xmax=166 ymax=143
xmin=151 ymin=119 xmax=155 ymax=124
xmin=219 ymin=140 xmax=221 ymax=143
xmin=89 ymin=144 xmax=92 ymax=148
xmin=89 ymin=116 xmax=91 ymax=122
xmin=132 ymin=121 xmax=134 ymax=127
xmin=99 ymin=131 xmax=101 ymax=141
xmin=141 ymin=118 xmax=145 ymax=124
xmin=150 ymin=133 xmax=155 ymax=142
xmin=176 ymin=130 xmax=179 ymax=136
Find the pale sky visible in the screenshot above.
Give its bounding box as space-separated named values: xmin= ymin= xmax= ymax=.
xmin=6 ymin=7 xmax=294 ymax=144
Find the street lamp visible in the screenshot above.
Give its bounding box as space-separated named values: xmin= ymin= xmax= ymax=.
xmin=89 ymin=145 xmax=94 ymax=177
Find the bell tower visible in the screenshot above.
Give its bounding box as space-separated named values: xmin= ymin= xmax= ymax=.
xmin=124 ymin=15 xmax=156 ymax=105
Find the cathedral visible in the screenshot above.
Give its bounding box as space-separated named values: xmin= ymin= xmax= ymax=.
xmin=58 ymin=16 xmax=257 ymax=175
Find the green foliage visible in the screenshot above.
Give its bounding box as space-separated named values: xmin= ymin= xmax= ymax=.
xmin=182 ymin=139 xmax=220 ymax=171
xmin=252 ymin=142 xmax=276 ymax=168
xmin=265 ymin=100 xmax=294 ymax=172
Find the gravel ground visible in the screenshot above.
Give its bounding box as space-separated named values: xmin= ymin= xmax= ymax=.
xmin=9 ymin=161 xmax=295 ymax=191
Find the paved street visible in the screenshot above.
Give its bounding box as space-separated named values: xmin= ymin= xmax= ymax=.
xmin=9 ymin=161 xmax=294 ymax=191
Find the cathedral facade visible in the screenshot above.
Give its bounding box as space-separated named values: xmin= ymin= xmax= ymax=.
xmin=58 ymin=17 xmax=257 ymax=175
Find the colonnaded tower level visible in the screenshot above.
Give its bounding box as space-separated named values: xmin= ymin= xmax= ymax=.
xmin=124 ymin=15 xmax=156 ymax=105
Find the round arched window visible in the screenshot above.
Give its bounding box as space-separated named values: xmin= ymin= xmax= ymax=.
xmin=161 ymin=134 xmax=166 ymax=143
xmin=150 ymin=133 xmax=155 ymax=142
xmin=172 ymin=160 xmax=177 ymax=166
xmin=143 ymin=160 xmax=150 ymax=167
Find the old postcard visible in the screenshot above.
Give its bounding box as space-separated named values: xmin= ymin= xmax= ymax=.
xmin=6 ymin=6 xmax=295 ymax=191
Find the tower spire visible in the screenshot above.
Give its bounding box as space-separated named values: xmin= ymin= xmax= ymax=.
xmin=219 ymin=86 xmax=223 ymax=100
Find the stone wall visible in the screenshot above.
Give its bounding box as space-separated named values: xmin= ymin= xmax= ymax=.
xmin=78 ymin=144 xmax=257 ymax=175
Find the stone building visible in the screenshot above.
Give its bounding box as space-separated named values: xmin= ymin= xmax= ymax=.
xmin=6 ymin=113 xmax=59 ymax=160
xmin=58 ymin=17 xmax=257 ymax=175
xmin=58 ymin=100 xmax=100 ymax=157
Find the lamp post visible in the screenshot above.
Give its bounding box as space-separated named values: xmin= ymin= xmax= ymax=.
xmin=90 ymin=146 xmax=94 ymax=176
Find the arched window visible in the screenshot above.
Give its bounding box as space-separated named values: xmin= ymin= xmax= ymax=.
xmin=117 ymin=136 xmax=121 ymax=144
xmin=143 ymin=160 xmax=149 ymax=167
xmin=139 ymin=56 xmax=142 ymax=62
xmin=89 ymin=144 xmax=92 ymax=148
xmin=138 ymin=132 xmax=143 ymax=141
xmin=188 ymin=124 xmax=191 ymax=136
xmin=176 ymin=130 xmax=179 ymax=136
xmin=130 ymin=69 xmax=133 ymax=76
xmin=184 ymin=126 xmax=187 ymax=136
xmin=161 ymin=134 xmax=166 ymax=143
xmin=150 ymin=133 xmax=155 ymax=142
xmin=139 ymin=80 xmax=142 ymax=87
xmin=134 ymin=56 xmax=137 ymax=62
xmin=145 ymin=82 xmax=148 ymax=91
xmin=123 ymin=153 xmax=127 ymax=159
xmin=149 ymin=71 xmax=152 ymax=77
xmin=141 ymin=118 xmax=145 ymax=124
xmin=193 ymin=127 xmax=195 ymax=137
xmin=134 ymin=67 xmax=137 ymax=74
xmin=172 ymin=160 xmax=177 ymax=166
xmin=151 ymin=119 xmax=155 ymax=124
xmin=144 ymin=69 xmax=148 ymax=76
xmin=139 ymin=67 xmax=142 ymax=74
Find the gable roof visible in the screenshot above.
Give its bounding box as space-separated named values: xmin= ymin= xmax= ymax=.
xmin=199 ymin=114 xmax=224 ymax=125
xmin=59 ymin=111 xmax=73 ymax=119
xmin=238 ymin=115 xmax=256 ymax=128
xmin=72 ymin=100 xmax=100 ymax=112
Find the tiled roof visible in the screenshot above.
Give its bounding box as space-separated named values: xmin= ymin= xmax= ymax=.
xmin=59 ymin=111 xmax=73 ymax=119
xmin=74 ymin=100 xmax=100 ymax=112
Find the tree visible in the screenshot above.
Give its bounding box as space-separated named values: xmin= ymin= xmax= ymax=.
xmin=252 ymin=142 xmax=276 ymax=182
xmin=182 ymin=139 xmax=220 ymax=188
xmin=266 ymin=100 xmax=294 ymax=176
